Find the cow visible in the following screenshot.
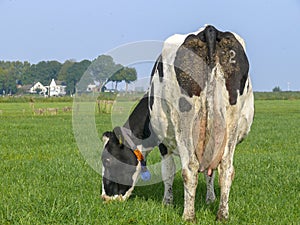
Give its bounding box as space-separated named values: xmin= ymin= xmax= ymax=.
xmin=101 ymin=25 xmax=254 ymax=222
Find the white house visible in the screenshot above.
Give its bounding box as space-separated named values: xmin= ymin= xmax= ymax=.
xmin=29 ymin=82 xmax=47 ymax=95
xmin=46 ymin=79 xmax=66 ymax=97
xmin=87 ymin=83 xmax=97 ymax=92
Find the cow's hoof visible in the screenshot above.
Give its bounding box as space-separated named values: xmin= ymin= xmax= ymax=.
xmin=216 ymin=210 xmax=229 ymax=221
xmin=101 ymin=194 xmax=111 ymax=202
xmin=205 ymin=193 xmax=216 ymax=204
xmin=183 ymin=213 xmax=196 ymax=223
xmin=163 ymin=197 xmax=173 ymax=206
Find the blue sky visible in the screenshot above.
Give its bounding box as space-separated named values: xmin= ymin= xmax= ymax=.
xmin=0 ymin=0 xmax=299 ymax=91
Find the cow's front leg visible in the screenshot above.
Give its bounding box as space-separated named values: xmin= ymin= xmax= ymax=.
xmin=161 ymin=153 xmax=175 ymax=205
xmin=205 ymin=170 xmax=216 ymax=204
xmin=217 ymin=155 xmax=235 ymax=221
xmin=181 ymin=153 xmax=199 ymax=222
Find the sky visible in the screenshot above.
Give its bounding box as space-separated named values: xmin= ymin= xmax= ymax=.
xmin=0 ymin=0 xmax=300 ymax=91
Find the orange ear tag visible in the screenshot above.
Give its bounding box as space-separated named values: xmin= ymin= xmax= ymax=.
xmin=133 ymin=149 xmax=144 ymax=161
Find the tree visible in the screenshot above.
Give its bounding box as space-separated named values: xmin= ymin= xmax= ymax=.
xmin=26 ymin=61 xmax=62 ymax=85
xmin=123 ymin=67 xmax=137 ymax=93
xmin=86 ymin=55 xmax=123 ymax=90
xmin=109 ymin=66 xmax=126 ymax=90
xmin=272 ymin=86 xmax=282 ymax=92
xmin=20 ymin=61 xmax=31 ymax=85
xmin=0 ymin=67 xmax=9 ymax=94
xmin=108 ymin=67 xmax=137 ymax=92
xmin=0 ymin=61 xmax=23 ymax=94
xmin=0 ymin=58 xmax=135 ymax=95
xmin=57 ymin=60 xmax=75 ymax=81
xmin=42 ymin=60 xmax=62 ymax=84
xmin=66 ymin=59 xmax=91 ymax=94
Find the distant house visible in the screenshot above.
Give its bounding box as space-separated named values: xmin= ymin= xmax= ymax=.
xmin=29 ymin=82 xmax=47 ymax=95
xmin=45 ymin=79 xmax=66 ymax=97
xmin=19 ymin=84 xmax=33 ymax=94
xmin=87 ymin=83 xmax=97 ymax=92
xmin=25 ymin=79 xmax=66 ymax=96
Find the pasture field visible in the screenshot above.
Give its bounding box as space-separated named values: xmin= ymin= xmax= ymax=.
xmin=0 ymin=99 xmax=299 ymax=224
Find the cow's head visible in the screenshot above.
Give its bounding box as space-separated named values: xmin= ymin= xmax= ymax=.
xmin=101 ymin=128 xmax=141 ymax=201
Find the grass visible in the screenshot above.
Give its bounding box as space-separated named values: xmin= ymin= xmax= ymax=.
xmin=0 ymin=99 xmax=299 ymax=224
xmin=254 ymin=91 xmax=300 ymax=100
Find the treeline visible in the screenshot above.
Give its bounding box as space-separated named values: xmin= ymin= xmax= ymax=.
xmin=0 ymin=55 xmax=137 ymax=95
xmin=0 ymin=60 xmax=90 ymax=95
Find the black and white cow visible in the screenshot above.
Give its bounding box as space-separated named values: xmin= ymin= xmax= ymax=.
xmin=101 ymin=25 xmax=254 ymax=221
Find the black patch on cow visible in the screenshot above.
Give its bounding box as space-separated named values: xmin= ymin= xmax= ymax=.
xmin=150 ymin=57 xmax=158 ymax=80
xmin=150 ymin=55 xmax=164 ymax=82
xmin=174 ymin=34 xmax=209 ymax=97
xmin=157 ymin=55 xmax=164 ymax=82
xmin=122 ymin=95 xmax=158 ymax=149
xmin=179 ymin=97 xmax=192 ymax=112
xmin=126 ymin=95 xmax=151 ymax=140
xmin=246 ymin=81 xmax=250 ymax=93
xmin=159 ymin=143 xmax=168 ymax=156
xmin=216 ymin=32 xmax=249 ymax=105
xmin=149 ymin=85 xmax=154 ymax=110
xmin=103 ymin=176 xmax=132 ymax=196
xmin=174 ymin=25 xmax=249 ymax=105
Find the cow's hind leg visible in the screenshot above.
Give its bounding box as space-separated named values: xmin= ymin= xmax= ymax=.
xmin=160 ymin=144 xmax=175 ymax=205
xmin=180 ymin=151 xmax=199 ymax=221
xmin=205 ymin=170 xmax=216 ymax=204
xmin=217 ymin=147 xmax=235 ymax=221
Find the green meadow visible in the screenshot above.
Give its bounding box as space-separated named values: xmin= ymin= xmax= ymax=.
xmin=0 ymin=98 xmax=299 ymax=224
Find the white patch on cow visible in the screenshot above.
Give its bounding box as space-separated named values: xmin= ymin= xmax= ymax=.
xmin=137 ymin=144 xmax=153 ymax=157
xmin=236 ymin=77 xmax=254 ymax=143
xmin=101 ymin=136 xmax=110 ymax=198
xmin=102 ymin=136 xmax=109 ymax=146
xmin=161 ymin=154 xmax=176 ymax=204
xmin=121 ymin=161 xmax=141 ymax=200
xmin=205 ymin=170 xmax=216 ymax=204
xmin=101 ymin=165 xmax=106 ymax=197
xmin=149 ymin=31 xmax=188 ymax=145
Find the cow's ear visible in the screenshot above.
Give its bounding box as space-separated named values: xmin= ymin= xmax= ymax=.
xmin=112 ymin=127 xmax=124 ymax=146
xmin=102 ymin=131 xmax=113 ymax=142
